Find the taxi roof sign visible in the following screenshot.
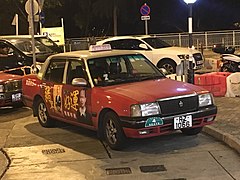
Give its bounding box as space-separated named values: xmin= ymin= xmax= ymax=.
xmin=89 ymin=44 xmax=111 ymax=52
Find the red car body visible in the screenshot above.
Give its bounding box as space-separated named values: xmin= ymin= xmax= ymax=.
xmin=22 ymin=48 xmax=217 ymax=150
xmin=0 ymin=71 xmax=22 ymax=107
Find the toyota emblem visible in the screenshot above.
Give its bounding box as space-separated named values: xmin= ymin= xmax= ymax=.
xmin=178 ymin=101 xmax=184 ymax=108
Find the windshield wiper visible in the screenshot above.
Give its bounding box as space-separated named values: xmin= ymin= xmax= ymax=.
xmin=136 ymin=75 xmax=165 ymax=81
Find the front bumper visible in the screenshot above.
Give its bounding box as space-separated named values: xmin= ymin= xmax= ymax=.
xmin=0 ymin=91 xmax=22 ymax=107
xmin=120 ymin=105 xmax=217 ymax=138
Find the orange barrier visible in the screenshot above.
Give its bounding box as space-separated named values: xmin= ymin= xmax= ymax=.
xmin=194 ymin=72 xmax=231 ymax=96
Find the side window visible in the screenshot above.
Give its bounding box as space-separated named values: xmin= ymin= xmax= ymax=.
xmin=105 ymin=40 xmax=123 ymax=49
xmin=126 ymin=39 xmax=143 ymax=50
xmin=0 ymin=42 xmax=19 ymax=70
xmin=105 ymin=39 xmax=143 ymax=50
xmin=44 ymin=59 xmax=66 ymax=83
xmin=66 ymin=60 xmax=85 ymax=84
xmin=0 ymin=42 xmax=13 ymax=57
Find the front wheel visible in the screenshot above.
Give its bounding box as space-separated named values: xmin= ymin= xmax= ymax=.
xmin=157 ymin=60 xmax=176 ymax=74
xmin=36 ymin=99 xmax=55 ymax=128
xmin=181 ymin=127 xmax=203 ymax=135
xmin=103 ymin=111 xmax=126 ymax=150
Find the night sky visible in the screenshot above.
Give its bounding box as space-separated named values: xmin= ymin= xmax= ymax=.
xmin=124 ymin=0 xmax=240 ymax=35
xmin=1 ymin=0 xmax=240 ymax=37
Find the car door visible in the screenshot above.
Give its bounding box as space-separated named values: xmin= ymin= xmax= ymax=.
xmin=62 ymin=59 xmax=93 ymax=126
xmin=41 ymin=58 xmax=66 ymax=119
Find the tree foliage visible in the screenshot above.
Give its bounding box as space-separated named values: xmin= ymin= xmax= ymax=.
xmin=1 ymin=0 xmax=240 ymax=37
xmin=0 ymin=0 xmax=139 ymax=36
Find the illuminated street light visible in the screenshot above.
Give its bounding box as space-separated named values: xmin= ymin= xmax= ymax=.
xmin=183 ymin=0 xmax=197 ymax=84
xmin=183 ymin=0 xmax=197 ymax=48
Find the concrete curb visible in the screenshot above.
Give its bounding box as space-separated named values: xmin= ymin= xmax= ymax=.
xmin=203 ymin=126 xmax=240 ymax=154
xmin=0 ymin=148 xmax=9 ymax=179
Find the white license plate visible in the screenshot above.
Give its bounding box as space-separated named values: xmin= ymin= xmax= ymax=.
xmin=174 ymin=115 xmax=192 ymax=129
xmin=12 ymin=93 xmax=22 ymax=102
xmin=196 ymin=60 xmax=203 ymax=65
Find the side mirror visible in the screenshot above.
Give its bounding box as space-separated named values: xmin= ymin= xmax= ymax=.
xmin=72 ymin=78 xmax=87 ymax=86
xmin=139 ymin=43 xmax=148 ymax=50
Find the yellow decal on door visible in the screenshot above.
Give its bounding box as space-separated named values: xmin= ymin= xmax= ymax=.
xmin=64 ymin=90 xmax=79 ymax=111
xmin=44 ymin=86 xmax=54 ymax=109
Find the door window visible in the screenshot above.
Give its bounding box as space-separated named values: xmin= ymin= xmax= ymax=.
xmin=44 ymin=59 xmax=66 ymax=83
xmin=105 ymin=39 xmax=145 ymax=50
xmin=66 ymin=60 xmax=86 ymax=84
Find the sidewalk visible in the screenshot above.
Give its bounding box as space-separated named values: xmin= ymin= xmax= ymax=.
xmin=203 ymin=97 xmax=240 ymax=154
xmin=200 ymin=50 xmax=240 ymax=154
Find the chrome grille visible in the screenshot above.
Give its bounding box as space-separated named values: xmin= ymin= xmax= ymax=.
xmin=4 ymin=80 xmax=22 ymax=92
xmin=158 ymin=95 xmax=198 ymax=116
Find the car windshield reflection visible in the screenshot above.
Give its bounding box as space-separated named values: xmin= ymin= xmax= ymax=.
xmin=9 ymin=38 xmax=59 ymax=55
xmin=87 ymin=54 xmax=165 ymax=86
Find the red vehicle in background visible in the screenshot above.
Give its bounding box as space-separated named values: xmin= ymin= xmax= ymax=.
xmin=0 ymin=67 xmax=31 ymax=108
xmin=22 ymin=45 xmax=217 ymax=150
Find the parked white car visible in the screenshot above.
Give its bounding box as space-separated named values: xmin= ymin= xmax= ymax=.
xmin=97 ymin=35 xmax=204 ymax=74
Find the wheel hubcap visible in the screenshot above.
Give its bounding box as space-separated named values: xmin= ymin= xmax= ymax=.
xmin=38 ymin=103 xmax=47 ymax=123
xmin=163 ymin=64 xmax=174 ymax=74
xmin=106 ymin=119 xmax=117 ymax=145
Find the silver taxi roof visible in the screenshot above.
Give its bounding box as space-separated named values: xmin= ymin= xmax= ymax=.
xmin=47 ymin=49 xmax=142 ymax=60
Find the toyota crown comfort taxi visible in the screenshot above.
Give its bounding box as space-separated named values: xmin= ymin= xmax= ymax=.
xmin=22 ymin=45 xmax=217 ymax=150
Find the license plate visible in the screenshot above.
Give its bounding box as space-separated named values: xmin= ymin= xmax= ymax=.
xmin=12 ymin=93 xmax=22 ymax=102
xmin=174 ymin=115 xmax=192 ymax=129
xmin=196 ymin=60 xmax=203 ymax=65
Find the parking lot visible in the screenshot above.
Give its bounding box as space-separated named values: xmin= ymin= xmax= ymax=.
xmin=0 ymin=106 xmax=240 ymax=179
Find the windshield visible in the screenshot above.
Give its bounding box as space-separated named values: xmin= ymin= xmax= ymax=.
xmin=87 ymin=54 xmax=165 ymax=87
xmin=10 ymin=37 xmax=60 ymax=55
xmin=142 ymin=37 xmax=171 ymax=49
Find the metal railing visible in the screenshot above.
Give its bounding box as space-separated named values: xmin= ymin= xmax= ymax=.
xmin=65 ymin=29 xmax=240 ymax=51
xmin=154 ymin=30 xmax=240 ymax=50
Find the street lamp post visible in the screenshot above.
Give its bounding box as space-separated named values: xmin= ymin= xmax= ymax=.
xmin=183 ymin=0 xmax=197 ymax=84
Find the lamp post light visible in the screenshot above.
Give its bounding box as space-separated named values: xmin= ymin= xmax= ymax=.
xmin=183 ymin=0 xmax=197 ymax=84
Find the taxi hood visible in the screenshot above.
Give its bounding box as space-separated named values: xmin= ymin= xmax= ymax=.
xmin=102 ymin=78 xmax=206 ymax=103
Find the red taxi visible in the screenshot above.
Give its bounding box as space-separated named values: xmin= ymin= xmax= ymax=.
xmin=22 ymin=45 xmax=217 ymax=150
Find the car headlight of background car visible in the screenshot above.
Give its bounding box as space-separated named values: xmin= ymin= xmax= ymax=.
xmin=198 ymin=93 xmax=213 ymax=107
xmin=131 ymin=102 xmax=161 ymax=117
xmin=0 ymin=85 xmax=4 ymax=93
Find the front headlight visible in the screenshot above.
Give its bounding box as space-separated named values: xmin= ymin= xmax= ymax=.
xmin=198 ymin=93 xmax=213 ymax=107
xmin=131 ymin=102 xmax=161 ymax=117
xmin=0 ymin=85 xmax=4 ymax=93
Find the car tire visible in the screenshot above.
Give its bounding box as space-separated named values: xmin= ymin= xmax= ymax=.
xmin=36 ymin=99 xmax=55 ymax=128
xmin=103 ymin=111 xmax=126 ymax=150
xmin=158 ymin=60 xmax=176 ymax=74
xmin=181 ymin=127 xmax=203 ymax=135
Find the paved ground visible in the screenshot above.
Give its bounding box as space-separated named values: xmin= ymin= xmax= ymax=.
xmin=203 ymin=97 xmax=240 ymax=154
